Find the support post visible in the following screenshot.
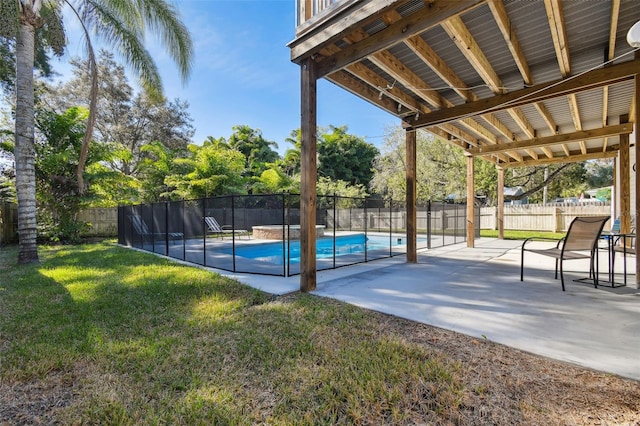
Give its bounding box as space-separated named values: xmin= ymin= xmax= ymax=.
xmin=466 ymin=153 xmax=475 ymax=247
xmin=300 ymin=57 xmax=317 ymax=292
xmin=406 ymin=129 xmax=417 ymax=263
xmin=497 ymin=166 xmax=504 ymax=239
xmin=635 ymin=74 xmax=640 ymax=289
xmin=620 ymin=116 xmax=631 ymax=234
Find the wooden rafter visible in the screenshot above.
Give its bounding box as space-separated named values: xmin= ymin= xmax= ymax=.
xmin=314 ymin=0 xmax=482 ymax=77
xmin=603 ymin=0 xmax=620 ymax=151
xmin=468 ymin=124 xmax=631 ymax=155
xmin=500 ymin=149 xmax=618 ymax=168
xmin=544 ymin=0 xmax=570 ymax=77
xmin=487 ymin=0 xmax=532 ymax=85
xmin=442 ymin=15 xmax=504 ymax=94
xmin=407 ymin=60 xmax=639 ymax=130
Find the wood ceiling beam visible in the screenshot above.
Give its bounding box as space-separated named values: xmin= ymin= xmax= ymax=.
xmin=566 ymin=93 xmax=587 ymax=154
xmin=487 ymin=0 xmax=532 ymax=85
xmin=406 ymin=59 xmax=639 ymax=129
xmin=369 ymin=50 xmax=444 ymax=108
xmin=602 ymin=0 xmax=620 ymax=152
xmin=507 ymin=107 xmax=535 ymax=139
xmin=315 ymin=0 xmax=483 ymax=78
xmin=405 ymin=34 xmax=473 ymax=101
xmin=544 ymin=0 xmax=571 ymax=77
xmin=533 ymin=102 xmax=556 ymax=158
xmin=326 ymin=70 xmax=406 ymax=113
xmin=500 ymin=149 xmax=618 ymax=168
xmin=345 ymin=62 xmax=429 ymax=113
xmin=291 ymin=0 xmax=408 ymax=63
xmin=468 ymin=123 xmax=632 ymax=155
xmin=441 ymin=15 xmax=504 ymax=94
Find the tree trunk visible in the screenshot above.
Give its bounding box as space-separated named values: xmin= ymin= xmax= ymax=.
xmin=15 ymin=5 xmax=41 ymax=263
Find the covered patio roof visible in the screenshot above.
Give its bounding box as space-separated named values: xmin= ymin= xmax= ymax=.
xmin=289 ymin=0 xmax=640 ymax=292
xmin=290 ymin=0 xmax=639 ymax=167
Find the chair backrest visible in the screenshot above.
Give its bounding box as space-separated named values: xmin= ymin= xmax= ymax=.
xmin=129 ymin=215 xmax=150 ymax=235
xmin=204 ymin=216 xmax=222 ymax=232
xmin=563 ymin=216 xmax=610 ymax=252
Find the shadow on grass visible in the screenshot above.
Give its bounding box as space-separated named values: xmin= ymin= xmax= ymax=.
xmin=1 ymin=242 xmax=466 ymax=425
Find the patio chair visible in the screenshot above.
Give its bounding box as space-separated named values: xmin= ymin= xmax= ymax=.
xmin=204 ymin=216 xmax=249 ymax=239
xmin=128 ymin=215 xmax=183 ymax=240
xmin=520 ymin=215 xmax=610 ymax=291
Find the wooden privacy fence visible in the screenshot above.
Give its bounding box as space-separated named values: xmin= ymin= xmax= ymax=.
xmin=0 ymin=202 xmax=18 ymax=244
xmin=77 ymin=208 xmax=118 ymax=237
xmin=479 ymin=204 xmax=612 ymax=233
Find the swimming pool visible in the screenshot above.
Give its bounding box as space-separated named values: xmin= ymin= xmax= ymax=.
xmin=223 ymin=233 xmax=408 ymax=265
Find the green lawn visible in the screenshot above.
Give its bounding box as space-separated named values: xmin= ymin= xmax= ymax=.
xmin=0 ymin=242 xmax=464 ymax=424
xmin=480 ymin=229 xmax=565 ymax=240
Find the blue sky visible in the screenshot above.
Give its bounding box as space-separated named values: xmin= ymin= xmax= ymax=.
xmin=57 ymin=0 xmax=398 ymax=155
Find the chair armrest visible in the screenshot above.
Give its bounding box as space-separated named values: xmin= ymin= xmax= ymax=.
xmin=522 ymin=236 xmax=563 ymax=251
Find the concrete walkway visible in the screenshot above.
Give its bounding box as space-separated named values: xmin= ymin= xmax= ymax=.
xmin=214 ymin=238 xmax=640 ymax=381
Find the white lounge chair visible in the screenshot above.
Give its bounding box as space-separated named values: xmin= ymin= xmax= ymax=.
xmin=204 ymin=216 xmax=249 ymax=239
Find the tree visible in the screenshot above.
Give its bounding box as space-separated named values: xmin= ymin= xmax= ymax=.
xmin=9 ymin=0 xmax=193 ymax=263
xmin=370 ymin=127 xmax=466 ymax=201
xmin=44 ymin=51 xmax=194 ymax=177
xmin=164 ymin=143 xmax=246 ymax=200
xmin=317 ymin=126 xmax=379 ymax=186
xmin=227 ymin=125 xmax=279 ymax=180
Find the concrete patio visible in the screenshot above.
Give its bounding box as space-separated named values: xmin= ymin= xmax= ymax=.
xmin=210 ymin=238 xmax=640 ymax=381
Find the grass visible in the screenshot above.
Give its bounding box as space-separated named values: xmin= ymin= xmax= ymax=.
xmin=0 ymin=242 xmax=465 ymax=424
xmin=480 ymin=229 xmax=565 ymax=240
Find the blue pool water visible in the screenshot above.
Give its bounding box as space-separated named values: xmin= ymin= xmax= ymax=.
xmin=223 ymin=233 xmax=408 ymax=264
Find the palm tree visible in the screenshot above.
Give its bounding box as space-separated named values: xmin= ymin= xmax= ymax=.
xmin=10 ymin=0 xmax=193 ymax=263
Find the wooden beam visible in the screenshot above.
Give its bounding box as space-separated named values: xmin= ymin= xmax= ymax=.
xmin=326 ymin=70 xmax=407 ymax=114
xmin=488 ymin=0 xmax=532 ymax=85
xmin=406 ymin=129 xmax=417 ymax=263
xmin=466 ymin=153 xmax=475 ymax=247
xmin=566 ymin=93 xmax=588 ymax=154
xmin=497 ymin=166 xmax=504 ymax=239
xmin=544 ymin=0 xmax=570 ymax=76
xmin=619 ymin=125 xmax=630 ymax=234
xmin=442 ymin=15 xmax=504 ymax=93
xmin=508 ymin=107 xmax=535 ymax=139
xmin=406 ymin=60 xmax=639 ymax=129
xmin=291 ymin=0 xmax=403 ymax=62
xmin=369 ymin=50 xmax=444 ymax=108
xmin=405 ymin=34 xmax=474 ymax=101
xmin=635 ymin=74 xmax=640 ymax=289
xmin=500 ymin=149 xmax=618 ymax=168
xmin=469 ymin=124 xmax=631 ymax=155
xmin=300 ymin=58 xmax=317 ymax=293
xmin=315 ymin=0 xmax=482 ymax=77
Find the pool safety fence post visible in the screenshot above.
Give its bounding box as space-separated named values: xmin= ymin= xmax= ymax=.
xmin=427 ymin=200 xmax=432 ymax=249
xmin=284 ymin=193 xmax=288 ymax=277
xmin=333 ymin=193 xmax=337 ymax=269
xmin=200 ymin=198 xmax=205 ymax=266
xmin=232 ymin=195 xmax=237 ymax=272
xmin=364 ymin=200 xmax=368 ymax=262
xmin=442 ymin=204 xmax=445 ymax=245
xmin=164 ymin=203 xmax=169 ymax=256
xmin=388 ymin=200 xmax=392 ymax=257
xmin=232 ymin=194 xmax=236 ymax=272
xmin=182 ymin=200 xmax=186 ymax=260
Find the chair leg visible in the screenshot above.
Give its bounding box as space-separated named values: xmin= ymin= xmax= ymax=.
xmin=554 ymin=259 xmax=559 ymax=279
xmin=559 ymin=259 xmax=565 ymax=291
xmin=520 ymin=248 xmax=525 ymax=281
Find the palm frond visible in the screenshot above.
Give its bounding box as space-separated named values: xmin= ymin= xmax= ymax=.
xmin=132 ymin=0 xmax=193 ymax=81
